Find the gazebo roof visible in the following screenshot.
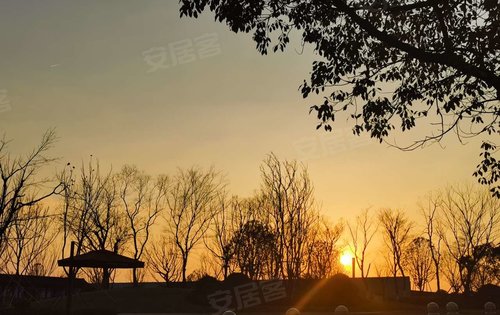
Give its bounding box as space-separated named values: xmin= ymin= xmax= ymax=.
xmin=58 ymin=250 xmax=144 ymax=269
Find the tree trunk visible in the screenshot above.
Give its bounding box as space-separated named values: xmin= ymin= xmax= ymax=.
xmin=223 ymin=261 xmax=229 ymax=280
xmin=133 ymin=268 xmax=138 ymax=287
xmin=182 ymin=256 xmax=188 ymax=282
xmin=102 ymin=268 xmax=110 ymax=289
xmin=435 ymin=266 xmax=440 ymax=291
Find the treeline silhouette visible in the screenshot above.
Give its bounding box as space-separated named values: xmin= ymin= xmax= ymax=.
xmin=0 ymin=131 xmax=498 ymax=295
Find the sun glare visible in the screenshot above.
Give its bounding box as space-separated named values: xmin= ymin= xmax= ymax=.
xmin=340 ymin=251 xmax=353 ymax=267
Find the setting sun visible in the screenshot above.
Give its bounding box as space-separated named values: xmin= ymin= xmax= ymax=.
xmin=340 ymin=251 xmax=354 ymax=267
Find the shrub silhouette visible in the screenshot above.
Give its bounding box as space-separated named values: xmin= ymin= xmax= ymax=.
xmin=477 ymin=284 xmax=500 ymax=300
xmin=223 ymin=272 xmax=251 ymax=290
xmin=191 ymin=275 xmax=221 ymax=306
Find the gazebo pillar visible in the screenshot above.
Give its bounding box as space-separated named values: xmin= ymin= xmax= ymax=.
xmin=66 ymin=241 xmax=76 ymax=315
xmin=102 ymin=268 xmax=110 ymax=289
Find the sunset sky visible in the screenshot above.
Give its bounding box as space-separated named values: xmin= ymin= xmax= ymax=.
xmin=0 ymin=0 xmax=481 ymax=225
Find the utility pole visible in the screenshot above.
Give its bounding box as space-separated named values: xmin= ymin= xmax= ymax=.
xmin=351 ymin=257 xmax=355 ymax=278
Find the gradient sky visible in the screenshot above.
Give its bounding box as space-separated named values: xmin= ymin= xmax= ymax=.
xmin=0 ymin=0 xmax=482 ymax=225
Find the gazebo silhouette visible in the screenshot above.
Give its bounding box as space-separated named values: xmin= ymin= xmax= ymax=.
xmin=58 ymin=241 xmax=144 ymax=314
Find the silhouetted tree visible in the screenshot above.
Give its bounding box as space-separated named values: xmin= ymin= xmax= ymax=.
xmin=205 ymin=195 xmax=269 ymax=279
xmin=419 ymin=192 xmax=444 ymax=291
xmin=165 ymin=166 xmax=224 ymax=282
xmin=0 ymin=130 xmax=61 ymax=248
xmin=231 ymin=220 xmax=277 ymax=280
xmin=442 ymin=253 xmax=462 ymax=293
xmin=378 ymin=209 xmax=413 ymax=278
xmin=304 ymin=217 xmax=343 ymax=279
xmin=2 ymin=204 xmax=57 ymax=276
xmin=59 ymin=158 xmax=128 ymax=285
xmin=403 ymin=237 xmax=434 ymax=291
xmin=260 ymin=153 xmax=317 ymax=279
xmin=179 ymin=0 xmax=500 ymax=196
xmin=147 ymin=237 xmax=181 ymax=283
xmin=117 ymin=165 xmax=169 ymax=286
xmin=204 ymin=194 xmax=238 ymax=280
xmin=198 ymin=252 xmax=222 ymax=279
xmin=348 ymin=208 xmax=377 ymax=278
xmin=438 ymin=184 xmax=498 ymax=294
xmin=473 ymin=243 xmax=500 ymax=289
